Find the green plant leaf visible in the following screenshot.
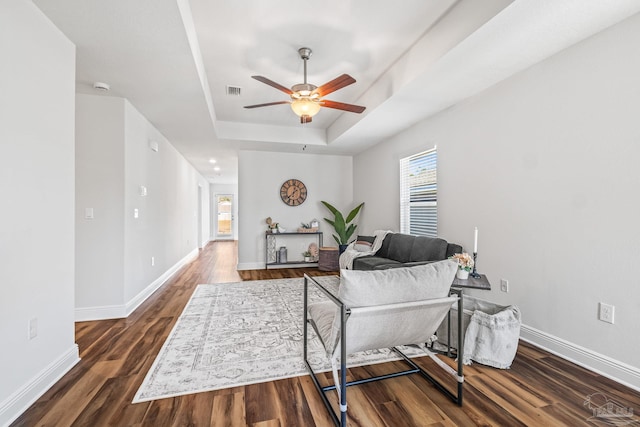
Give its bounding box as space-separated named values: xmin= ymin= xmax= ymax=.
xmin=321 ymin=201 xmax=338 ymax=216
xmin=345 ymin=202 xmax=364 ymax=223
xmin=323 ymin=217 xmax=336 ymax=228
xmin=344 ymin=223 xmax=357 ymax=242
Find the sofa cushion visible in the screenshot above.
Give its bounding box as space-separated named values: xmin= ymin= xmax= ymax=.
xmin=375 ymin=234 xmax=393 ymax=258
xmin=339 ymin=259 xmax=458 ymax=307
xmin=409 ymin=236 xmax=448 ymax=262
xmin=446 ymin=243 xmax=463 ymax=259
xmin=307 ymin=301 xmax=338 ymax=351
xmin=352 ymin=256 xmax=402 ymax=270
xmin=386 ymin=233 xmax=416 ymax=262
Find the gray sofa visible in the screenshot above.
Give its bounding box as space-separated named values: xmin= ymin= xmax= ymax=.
xmin=352 ymin=232 xmax=463 ymax=270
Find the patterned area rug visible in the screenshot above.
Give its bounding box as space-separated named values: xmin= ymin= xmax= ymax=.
xmin=133 ymin=277 xmax=423 ymax=402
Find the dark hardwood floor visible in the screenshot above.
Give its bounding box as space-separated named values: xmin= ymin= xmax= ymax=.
xmin=11 ymin=241 xmax=639 ymax=426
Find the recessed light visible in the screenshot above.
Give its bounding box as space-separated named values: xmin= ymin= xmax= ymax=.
xmin=209 ymin=158 xmax=217 ymax=164
xmin=213 ymin=166 xmax=221 ymax=171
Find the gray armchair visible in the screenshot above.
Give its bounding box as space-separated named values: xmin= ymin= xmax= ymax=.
xmin=303 ymin=260 xmax=464 ymax=426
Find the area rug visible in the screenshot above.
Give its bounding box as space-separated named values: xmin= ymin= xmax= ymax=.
xmin=133 ymin=277 xmax=424 ymax=403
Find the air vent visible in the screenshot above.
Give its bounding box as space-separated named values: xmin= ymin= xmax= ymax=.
xmin=226 ymin=85 xmax=242 ymax=96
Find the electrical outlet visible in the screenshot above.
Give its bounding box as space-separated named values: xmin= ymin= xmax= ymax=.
xmin=598 ymin=302 xmax=615 ymax=324
xmin=151 ymin=256 xmax=155 ymax=266
xmin=500 ymin=279 xmax=509 ymax=292
xmin=28 ymin=318 xmax=37 ymax=339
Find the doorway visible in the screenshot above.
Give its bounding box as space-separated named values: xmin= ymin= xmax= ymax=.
xmin=215 ymin=194 xmax=234 ymax=240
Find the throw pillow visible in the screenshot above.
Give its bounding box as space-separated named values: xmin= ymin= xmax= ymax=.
xmin=354 ymin=235 xmax=376 ymax=252
xmin=339 ymin=259 xmax=457 ymax=307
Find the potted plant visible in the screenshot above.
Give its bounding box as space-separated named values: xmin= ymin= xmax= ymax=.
xmin=450 ymin=253 xmax=474 ymax=280
xmin=321 ymin=201 xmax=365 ymax=253
xmin=302 ymin=251 xmax=312 ymax=262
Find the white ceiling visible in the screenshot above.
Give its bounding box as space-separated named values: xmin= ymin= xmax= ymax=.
xmin=33 ymin=0 xmax=640 ymax=184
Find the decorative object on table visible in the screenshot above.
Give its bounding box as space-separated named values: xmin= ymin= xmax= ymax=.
xmin=266 ymin=217 xmax=279 ymax=233
xmin=302 ymin=251 xmax=312 ymax=262
xmin=471 ymin=227 xmax=480 ymax=278
xmin=280 ymin=179 xmax=307 ymax=206
xmin=297 ymin=221 xmax=319 ymax=233
xmin=450 ymin=252 xmax=474 ymax=280
xmin=310 ymin=219 xmax=319 ymax=229
xmin=308 ymin=242 xmax=319 ymax=259
xmin=278 ymin=246 xmax=288 ymax=263
xmin=321 ymin=201 xmax=365 ymax=253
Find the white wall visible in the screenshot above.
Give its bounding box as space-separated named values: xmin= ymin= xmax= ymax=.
xmin=75 ymin=96 xmax=125 ymax=309
xmin=237 ymin=151 xmax=353 ymax=269
xmin=354 ymin=13 xmax=640 ymax=389
xmin=0 ymin=1 xmax=79 ymax=425
xmin=211 ymin=183 xmax=239 ymax=240
xmin=123 ymin=101 xmax=210 ymax=304
xmin=75 ymin=94 xmax=210 ymax=320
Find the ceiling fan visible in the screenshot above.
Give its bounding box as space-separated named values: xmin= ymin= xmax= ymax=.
xmin=244 ymin=47 xmax=366 ymax=124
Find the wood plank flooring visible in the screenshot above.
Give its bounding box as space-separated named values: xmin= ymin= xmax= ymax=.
xmin=11 ymin=241 xmax=640 ymax=426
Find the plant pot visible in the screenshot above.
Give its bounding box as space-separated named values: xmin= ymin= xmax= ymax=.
xmin=339 ymin=244 xmax=349 ymax=254
xmin=304 ymin=256 xmax=311 ymax=262
xmin=457 ymin=269 xmax=469 ymax=280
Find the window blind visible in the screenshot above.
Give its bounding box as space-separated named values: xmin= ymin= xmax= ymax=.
xmin=400 ymin=148 xmax=437 ymax=237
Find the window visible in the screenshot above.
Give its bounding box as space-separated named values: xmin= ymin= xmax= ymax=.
xmin=400 ymin=147 xmax=437 ymax=237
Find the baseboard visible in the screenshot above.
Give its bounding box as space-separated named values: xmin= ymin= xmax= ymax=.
xmin=125 ymin=248 xmax=198 ymax=316
xmin=75 ymin=304 xmax=127 ymax=321
xmin=520 ymin=324 xmax=640 ymax=391
xmin=75 ymin=248 xmax=199 ymax=321
xmin=237 ymin=262 xmax=265 ymax=271
xmin=0 ymin=345 xmax=80 ymax=427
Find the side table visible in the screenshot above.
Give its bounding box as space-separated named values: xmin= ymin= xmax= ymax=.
xmin=452 ymin=273 xmax=491 ymax=290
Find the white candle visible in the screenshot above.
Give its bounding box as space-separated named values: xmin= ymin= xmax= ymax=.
xmin=473 ymin=227 xmax=478 ymax=253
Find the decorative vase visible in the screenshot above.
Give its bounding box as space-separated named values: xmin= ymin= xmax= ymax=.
xmin=457 ymin=269 xmax=469 ymax=280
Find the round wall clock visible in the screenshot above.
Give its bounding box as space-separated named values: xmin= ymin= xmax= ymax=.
xmin=280 ymin=179 xmax=307 ymax=206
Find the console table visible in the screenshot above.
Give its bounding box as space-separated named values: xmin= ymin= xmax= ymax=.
xmin=265 ymin=231 xmax=323 ymax=269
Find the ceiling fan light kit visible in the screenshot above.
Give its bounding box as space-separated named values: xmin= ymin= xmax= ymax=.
xmin=245 ymin=47 xmax=365 ymax=124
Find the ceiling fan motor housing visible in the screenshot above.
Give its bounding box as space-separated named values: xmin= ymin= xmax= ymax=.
xmin=298 ymin=47 xmax=312 ymax=60
xmin=291 ymin=83 xmax=318 ymax=98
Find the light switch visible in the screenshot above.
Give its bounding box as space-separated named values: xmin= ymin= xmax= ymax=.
xmin=85 ymin=208 xmax=94 ymax=219
xmin=134 ymin=208 xmax=139 ymax=219
xmin=139 ymin=185 xmax=147 ymax=196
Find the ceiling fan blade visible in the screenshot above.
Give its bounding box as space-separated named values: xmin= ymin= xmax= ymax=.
xmin=244 ymin=101 xmax=290 ymax=109
xmin=315 ymin=74 xmax=356 ymax=97
xmin=251 ymin=76 xmax=293 ymax=95
xmin=320 ymin=100 xmax=366 ymax=114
